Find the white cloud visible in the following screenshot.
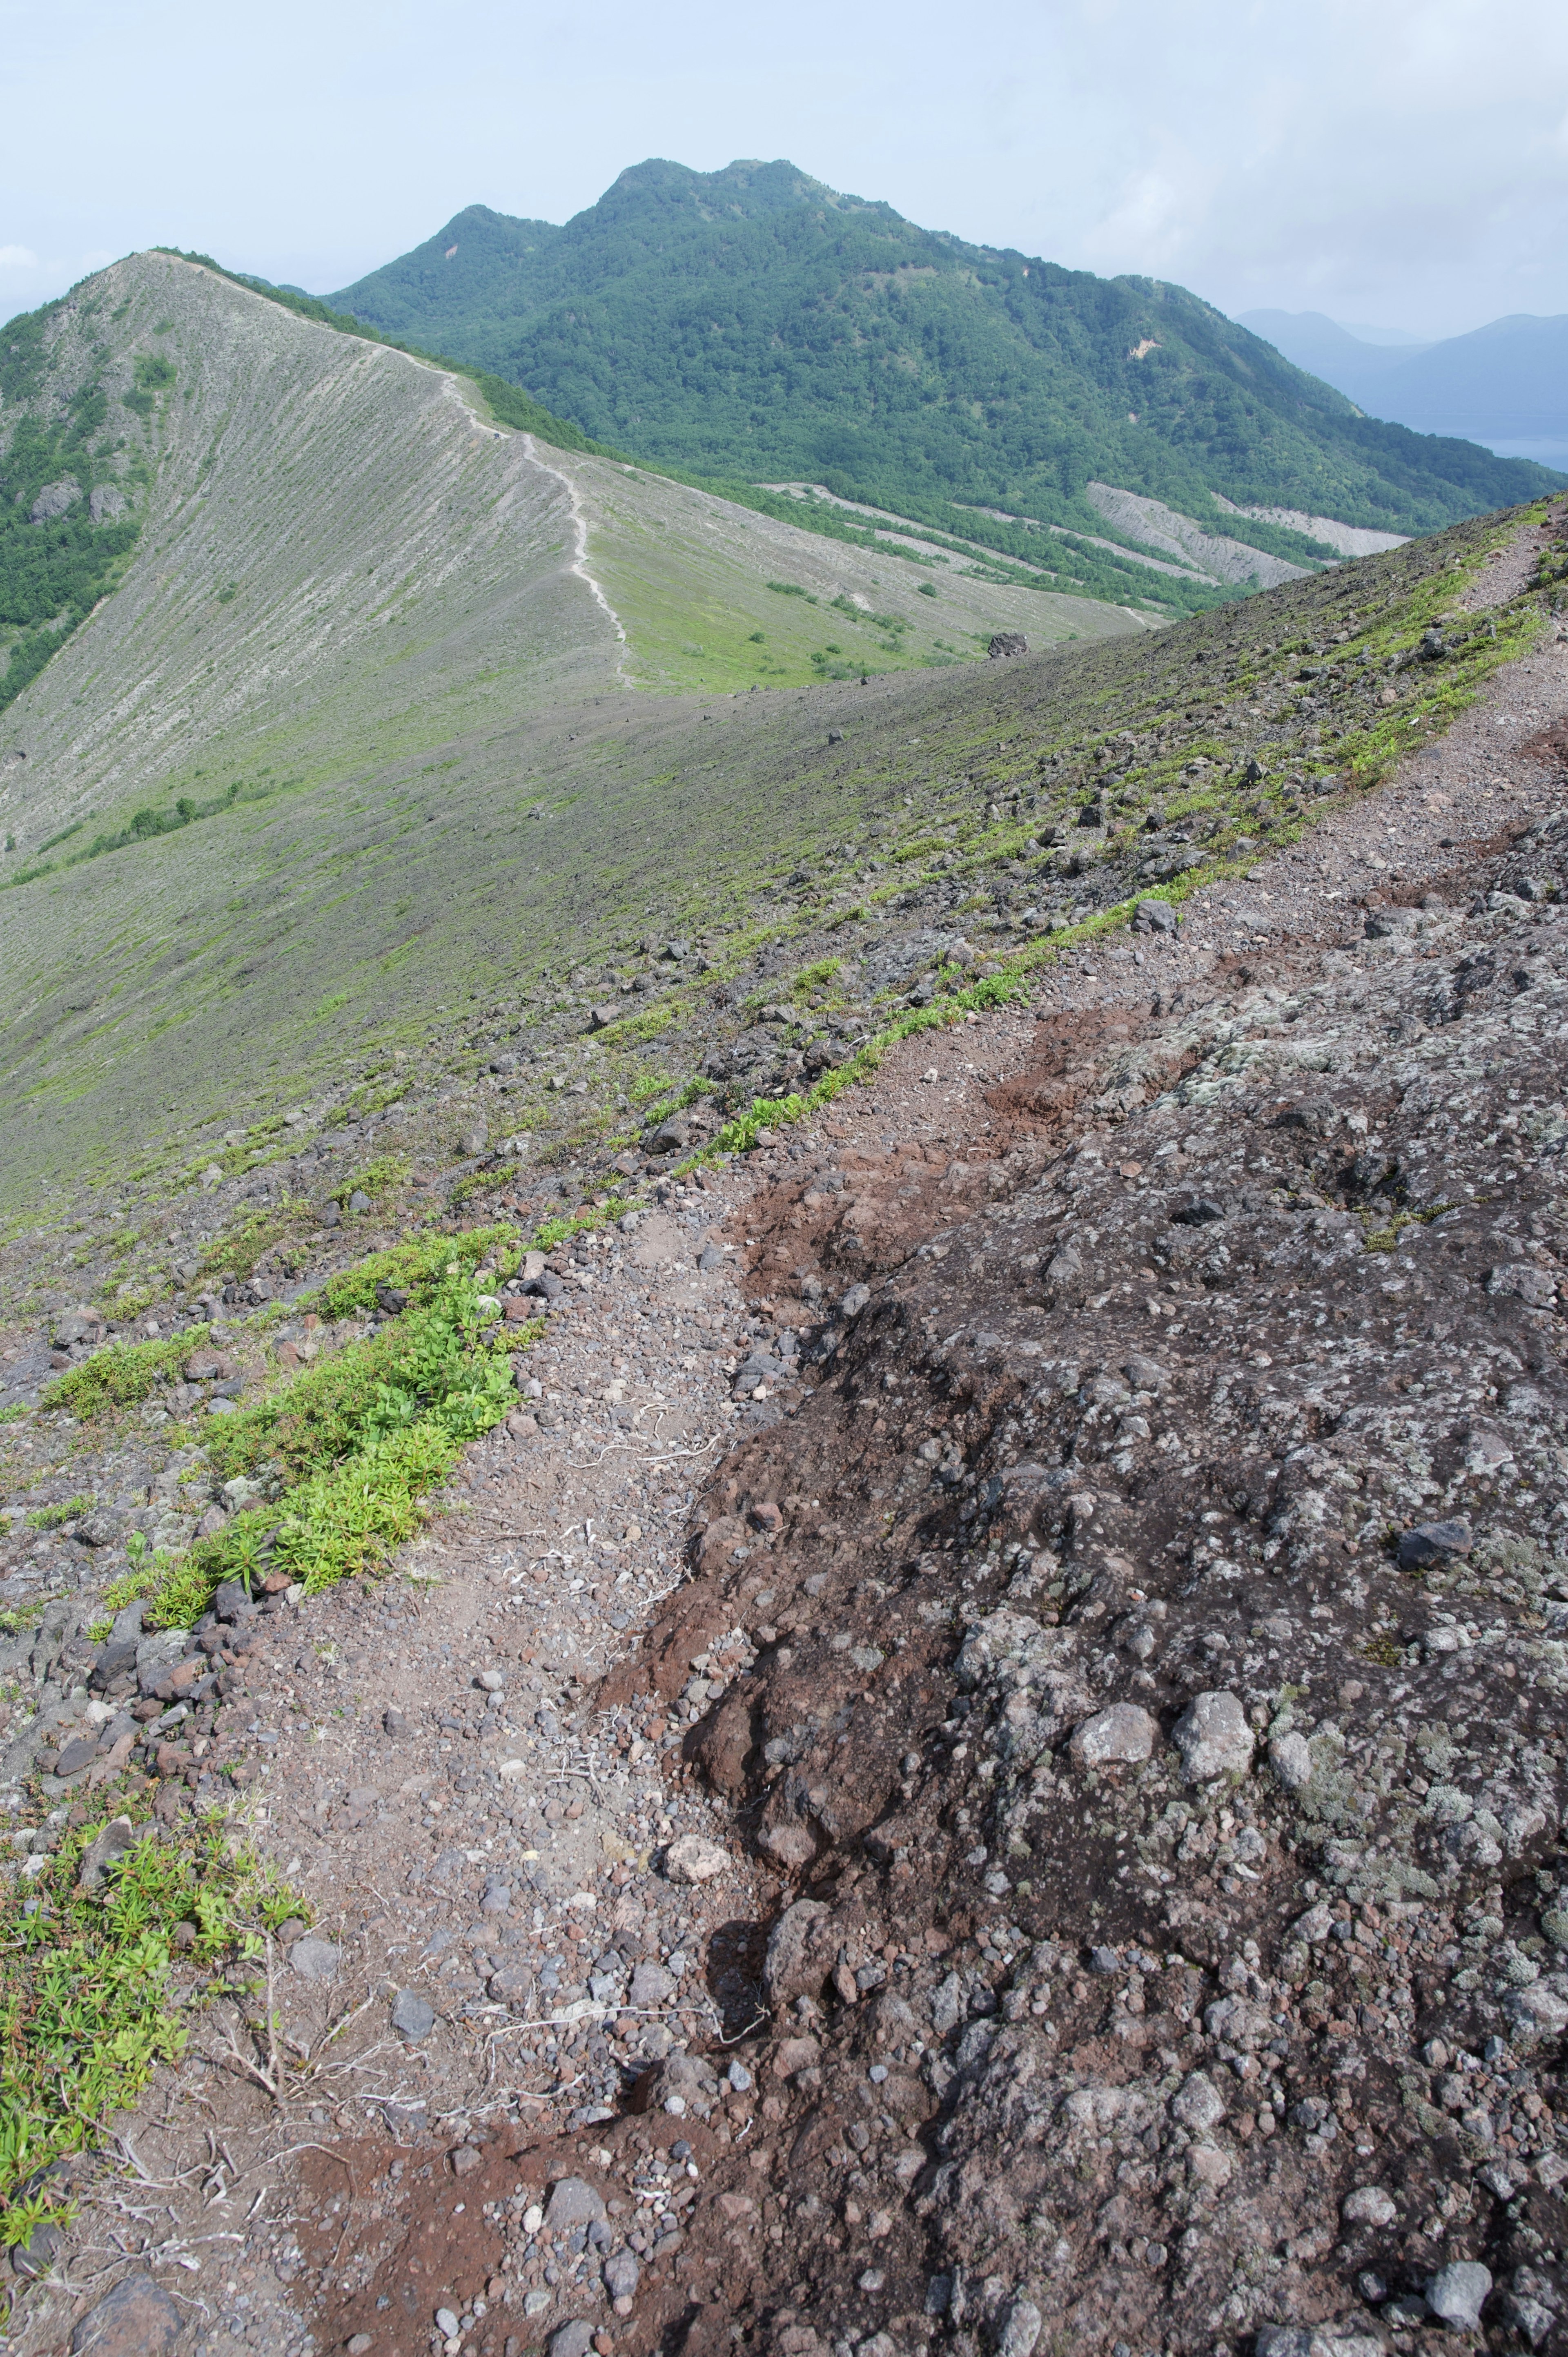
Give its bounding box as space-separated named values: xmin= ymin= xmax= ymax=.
xmin=0 ymin=245 xmax=38 ymax=268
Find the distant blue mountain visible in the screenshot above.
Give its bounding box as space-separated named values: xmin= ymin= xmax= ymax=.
xmin=1239 ymin=308 xmax=1568 ymax=468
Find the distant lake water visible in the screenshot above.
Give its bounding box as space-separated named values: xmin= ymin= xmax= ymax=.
xmin=1481 ymin=437 xmax=1568 ymax=471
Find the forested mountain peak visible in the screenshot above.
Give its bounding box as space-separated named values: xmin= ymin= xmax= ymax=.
xmin=330 ymin=157 xmax=1561 ymax=546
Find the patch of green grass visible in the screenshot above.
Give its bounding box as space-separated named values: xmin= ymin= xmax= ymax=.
xmin=196 ymin=1201 xmax=310 ymax=1284
xmin=41 ymin=1330 xmax=206 ymax=1421
xmin=22 ymin=1496 xmax=92 ymax=1532
xmin=0 ymin=1603 xmax=45 ymax=1639
xmin=134 ymin=1262 xmax=543 ymax=1623
xmin=787 ymin=957 xmax=841 ymax=998
xmin=312 ymin=1221 xmax=523 ymax=1318
xmin=0 ymin=1806 xmax=300 ymax=2248
xmin=337 ymin=1153 xmax=410 ymax=1209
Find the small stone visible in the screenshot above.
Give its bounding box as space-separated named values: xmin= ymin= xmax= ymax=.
xmin=11 ymin=2219 xmax=60 ymax=2279
xmin=1425 ymin=2260 xmax=1492 ymax=2330
xmin=761 ymin=1822 xmax=816 ymax=1869
xmin=1135 ymin=898 xmax=1178 ymax=934
xmin=664 ymin=1834 xmax=729 ymax=1884
xmin=289 ymin=1936 xmax=341 ymax=1983
xmin=76 ymin=1815 xmax=138 ymax=1897
xmin=603 ymin=2251 xmax=639 ymax=2301
xmin=774 ymin=2034 xmax=821 ymax=2077
xmin=1071 ymin=1703 xmax=1157 ymax=1767
xmin=838 ymin=1282 xmax=870 ymax=1319
xmin=347 ymin=1189 xmax=372 ymax=1215
xmin=1169 ymin=2070 xmax=1225 ymax=2133
xmin=390 ymin=1989 xmax=436 ymax=2040
xmin=480 ymin=1878 xmax=512 ymax=1914
xmin=436 ymin=2311 xmax=460 ymax=2339
xmin=55 ymin=1732 xmax=100 ymax=1777
xmin=70 ymin=2273 xmax=183 ymax=2355
xmin=450 ymin=2145 xmax=482 ymax=2175
xmin=1341 ymin=2184 xmax=1397 ymax=2227
xmin=1172 ymin=1689 xmax=1254 ymax=1782
xmin=630 ymin=1961 xmax=675 ymax=2007
xmin=1269 ymin=1731 xmax=1314 ymax=1791
xmin=545 ymin=2176 xmax=608 ymax=2229
xmin=1507 ymin=1982 xmax=1568 ymax=2037
xmin=383 ymin=1706 xmax=408 ymax=1738
xmin=550 ymin=2326 xmax=595 ymax=2357
xmin=1397 ymin=1518 xmax=1473 ymax=1569
xmin=996 ymin=2299 xmax=1042 ymax=2357
xmin=348 ymin=2338 xmax=373 ymax=2355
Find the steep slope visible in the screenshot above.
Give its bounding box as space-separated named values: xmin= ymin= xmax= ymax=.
xmin=329 ymin=160 xmax=1561 ymax=545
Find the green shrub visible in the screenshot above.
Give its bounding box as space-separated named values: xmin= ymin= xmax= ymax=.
xmin=312 ymin=1221 xmax=522 ymax=1317
xmin=41 ymin=1329 xmax=207 ymax=1419
xmin=138 ymin=1270 xmax=539 ymax=1624
xmin=0 ymin=1809 xmax=298 ymax=2245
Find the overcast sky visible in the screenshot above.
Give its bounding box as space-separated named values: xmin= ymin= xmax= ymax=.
xmin=2 ymin=0 xmax=1565 ymax=341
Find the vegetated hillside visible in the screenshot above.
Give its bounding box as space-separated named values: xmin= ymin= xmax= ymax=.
xmin=0 ymin=303 xmax=149 ymax=718
xmin=1243 ymin=308 xmax=1568 ymax=465
xmin=0 ymin=226 xmax=1552 ymax=1302
xmin=328 ymin=158 xmax=1561 ymax=555
xmin=0 ymin=246 xmax=1151 ymax=1218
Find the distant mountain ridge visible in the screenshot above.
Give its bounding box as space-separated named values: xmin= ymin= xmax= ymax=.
xmin=327 ymin=158 xmax=1560 ymax=553
xmin=1240 ymin=308 xmax=1568 ymax=466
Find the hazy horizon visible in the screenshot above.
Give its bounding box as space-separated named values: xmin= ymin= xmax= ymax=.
xmin=2 ymin=0 xmax=1565 ymax=345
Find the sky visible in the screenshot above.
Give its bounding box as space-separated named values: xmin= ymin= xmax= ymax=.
xmin=2 ymin=0 xmax=1566 ymax=341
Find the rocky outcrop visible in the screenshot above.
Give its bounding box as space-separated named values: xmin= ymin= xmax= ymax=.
xmin=28 ymin=478 xmax=81 ymax=524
